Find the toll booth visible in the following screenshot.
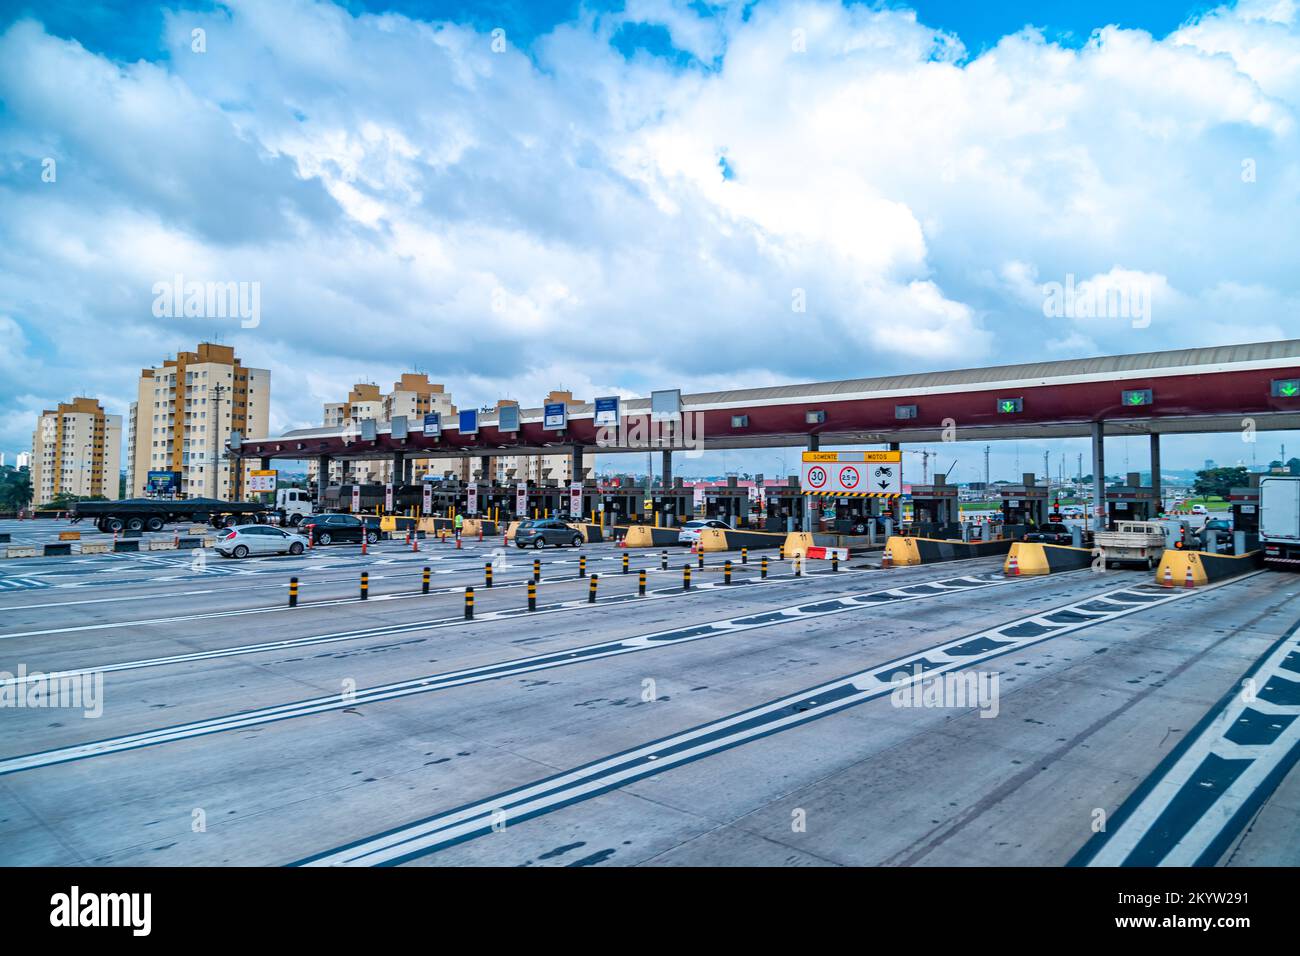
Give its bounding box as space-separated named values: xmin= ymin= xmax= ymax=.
xmin=427 ymin=481 xmax=468 ymax=517
xmin=595 ymin=485 xmax=646 ymax=526
xmin=524 ymin=482 xmax=566 ymax=520
xmin=765 ymin=478 xmax=805 ymax=533
xmin=999 ymin=473 xmax=1050 ymax=539
xmin=477 ymin=483 xmax=514 ymax=521
xmin=1104 ymin=472 xmax=1159 ymax=529
xmin=908 ymin=474 xmax=961 ymax=539
xmin=1228 ymin=476 xmax=1260 ymax=535
xmin=701 ymin=478 xmax=753 ymax=527
xmin=649 ymin=478 xmax=693 ymax=527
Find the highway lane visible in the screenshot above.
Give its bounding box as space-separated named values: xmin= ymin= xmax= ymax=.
xmin=0 ymin=564 xmax=1158 ymax=865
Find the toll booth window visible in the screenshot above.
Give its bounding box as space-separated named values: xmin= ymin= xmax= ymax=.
xmin=1272 ymin=379 xmax=1300 ymax=398
xmin=996 ymin=397 xmax=1023 ymax=414
xmin=895 ymin=404 xmax=917 ymax=420
xmin=805 ymin=410 xmax=825 ymax=424
xmin=731 ymin=415 xmax=749 ymax=428
xmin=1121 ymin=388 xmax=1153 ymax=407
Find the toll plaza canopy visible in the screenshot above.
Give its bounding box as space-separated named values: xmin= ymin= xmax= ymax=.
xmin=232 ymin=339 xmax=1300 ymax=462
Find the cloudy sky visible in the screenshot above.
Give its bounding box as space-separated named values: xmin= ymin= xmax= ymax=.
xmin=2 ymin=0 xmax=1299 ymax=481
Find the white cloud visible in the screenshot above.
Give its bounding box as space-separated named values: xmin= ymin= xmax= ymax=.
xmin=1 ymin=0 xmax=1299 ymax=473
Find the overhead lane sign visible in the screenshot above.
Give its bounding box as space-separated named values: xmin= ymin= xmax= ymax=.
xmin=801 ymin=450 xmax=901 ymax=496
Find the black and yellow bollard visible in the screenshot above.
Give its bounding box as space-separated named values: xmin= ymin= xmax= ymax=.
xmin=794 ymin=556 xmax=802 ymax=578
xmin=422 ymin=566 xmax=431 ymax=594
xmin=579 ymin=554 xmax=587 ymax=578
xmin=527 ymin=580 xmax=537 ymax=611
xmin=532 ymin=558 xmax=541 ymax=583
xmin=288 ymin=576 xmax=299 ymax=608
xmin=360 ymin=571 xmax=369 ymax=600
xmin=660 ymin=550 xmax=668 ymax=571
xmin=464 ymin=586 xmax=474 ymax=620
xmin=638 ymin=568 xmax=647 ymax=596
xmin=724 ymin=560 xmax=732 ymax=584
xmin=622 ymin=553 xmax=629 ymax=574
xmin=588 ymin=573 xmax=599 ymax=603
xmin=485 ymin=562 xmax=494 ymax=588
xmin=697 ymin=552 xmax=704 ymax=570
xmin=832 ymin=554 xmax=839 ymax=573
xmin=761 ymin=556 xmax=768 ymax=579
xmin=683 ymin=565 xmax=691 ymax=591
xmin=779 ymin=546 xmax=785 ymax=561
xmin=741 ymin=547 xmax=748 ymax=565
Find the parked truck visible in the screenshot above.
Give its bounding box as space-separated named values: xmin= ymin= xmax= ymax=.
xmin=1093 ymin=520 xmax=1167 ymax=569
xmin=1260 ymin=476 xmax=1300 ymax=567
xmin=72 ymin=497 xmax=273 ymax=533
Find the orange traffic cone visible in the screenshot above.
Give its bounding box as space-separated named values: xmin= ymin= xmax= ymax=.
xmin=1184 ymin=563 xmax=1195 ymax=589
xmin=882 ymin=547 xmax=893 ymax=569
xmin=1161 ymin=564 xmax=1173 ymax=588
xmin=361 ymin=535 xmax=368 ymax=556
xmin=1006 ymin=552 xmax=1020 ymax=576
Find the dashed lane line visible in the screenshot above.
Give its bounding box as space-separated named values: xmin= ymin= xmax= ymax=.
xmin=0 ymin=571 xmax=1020 ymax=777
xmin=1071 ymin=613 xmax=1300 ymax=867
xmin=293 ymin=572 xmax=1261 ymax=867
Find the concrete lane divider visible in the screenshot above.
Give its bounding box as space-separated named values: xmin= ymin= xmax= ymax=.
xmin=58 ymin=531 xmax=81 ymax=541
xmin=885 ymin=535 xmax=1014 ymax=567
xmin=113 ymin=540 xmax=139 ymax=553
xmin=5 ymin=546 xmax=38 ymax=559
xmin=782 ymin=532 xmax=816 ymax=558
xmin=1155 ymin=548 xmax=1263 ymax=588
xmin=619 ymin=525 xmax=679 ymax=547
xmin=42 ymin=543 xmax=73 ymax=557
xmin=571 ymin=523 xmax=604 ymax=544
xmin=79 ymin=542 xmax=111 ymax=554
xmin=1002 ymin=542 xmax=1094 ymax=576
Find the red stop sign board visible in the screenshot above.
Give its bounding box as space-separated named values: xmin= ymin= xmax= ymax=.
xmin=839 ymin=466 xmax=860 ymax=490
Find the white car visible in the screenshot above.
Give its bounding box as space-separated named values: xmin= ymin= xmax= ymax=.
xmin=216 ymin=524 xmax=309 ymax=558
xmin=678 ymin=519 xmax=732 ymax=544
xmin=1191 ymin=504 xmax=1208 ymax=515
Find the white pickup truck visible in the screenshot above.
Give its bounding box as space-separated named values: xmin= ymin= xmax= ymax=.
xmin=1094 ymin=520 xmax=1167 ymax=569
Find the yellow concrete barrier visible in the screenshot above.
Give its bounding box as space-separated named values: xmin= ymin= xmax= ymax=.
xmin=883 ymin=536 xmax=921 ymax=566
xmin=782 ymin=532 xmax=816 ymax=558
xmin=58 ymin=531 xmax=81 ymax=541
xmin=623 ymin=525 xmax=656 ymax=548
xmin=1155 ymin=549 xmax=1208 ymax=588
xmin=1004 ymin=542 xmax=1048 ymax=575
xmin=462 ymin=518 xmax=482 ymax=537
xmin=698 ymin=528 xmax=729 ymax=552
xmin=505 ymin=520 xmax=520 ymax=541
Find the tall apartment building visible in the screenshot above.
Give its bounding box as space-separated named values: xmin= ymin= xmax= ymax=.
xmin=30 ymin=397 xmax=122 ymax=505
xmin=125 ymin=343 xmax=270 ymax=499
xmin=313 ymin=374 xmax=458 ymax=485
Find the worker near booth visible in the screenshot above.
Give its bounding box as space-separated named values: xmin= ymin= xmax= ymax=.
xmin=454 ymin=511 xmax=464 ymax=541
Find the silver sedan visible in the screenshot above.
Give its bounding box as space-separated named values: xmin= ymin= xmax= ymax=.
xmin=216 ymin=524 xmax=309 ymax=558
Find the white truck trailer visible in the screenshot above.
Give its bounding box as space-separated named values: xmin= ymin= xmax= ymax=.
xmin=1260 ymin=475 xmax=1300 ymax=567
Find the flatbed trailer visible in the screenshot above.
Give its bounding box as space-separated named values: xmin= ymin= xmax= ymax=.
xmin=71 ymin=497 xmax=272 ymax=533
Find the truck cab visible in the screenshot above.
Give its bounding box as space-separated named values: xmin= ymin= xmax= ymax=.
xmin=275 ymin=488 xmax=314 ymax=525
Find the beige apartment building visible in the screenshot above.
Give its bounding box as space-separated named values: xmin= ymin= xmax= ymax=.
xmin=126 ymin=343 xmax=270 ymax=499
xmin=31 ymin=397 xmax=122 ymax=505
xmin=313 ymin=374 xmax=459 ymax=485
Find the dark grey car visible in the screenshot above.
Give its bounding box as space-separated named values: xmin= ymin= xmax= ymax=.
xmin=514 ymin=518 xmax=584 ymax=549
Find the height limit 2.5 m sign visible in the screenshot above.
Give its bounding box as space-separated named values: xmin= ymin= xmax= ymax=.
xmin=801 ymin=450 xmax=901 ymax=495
